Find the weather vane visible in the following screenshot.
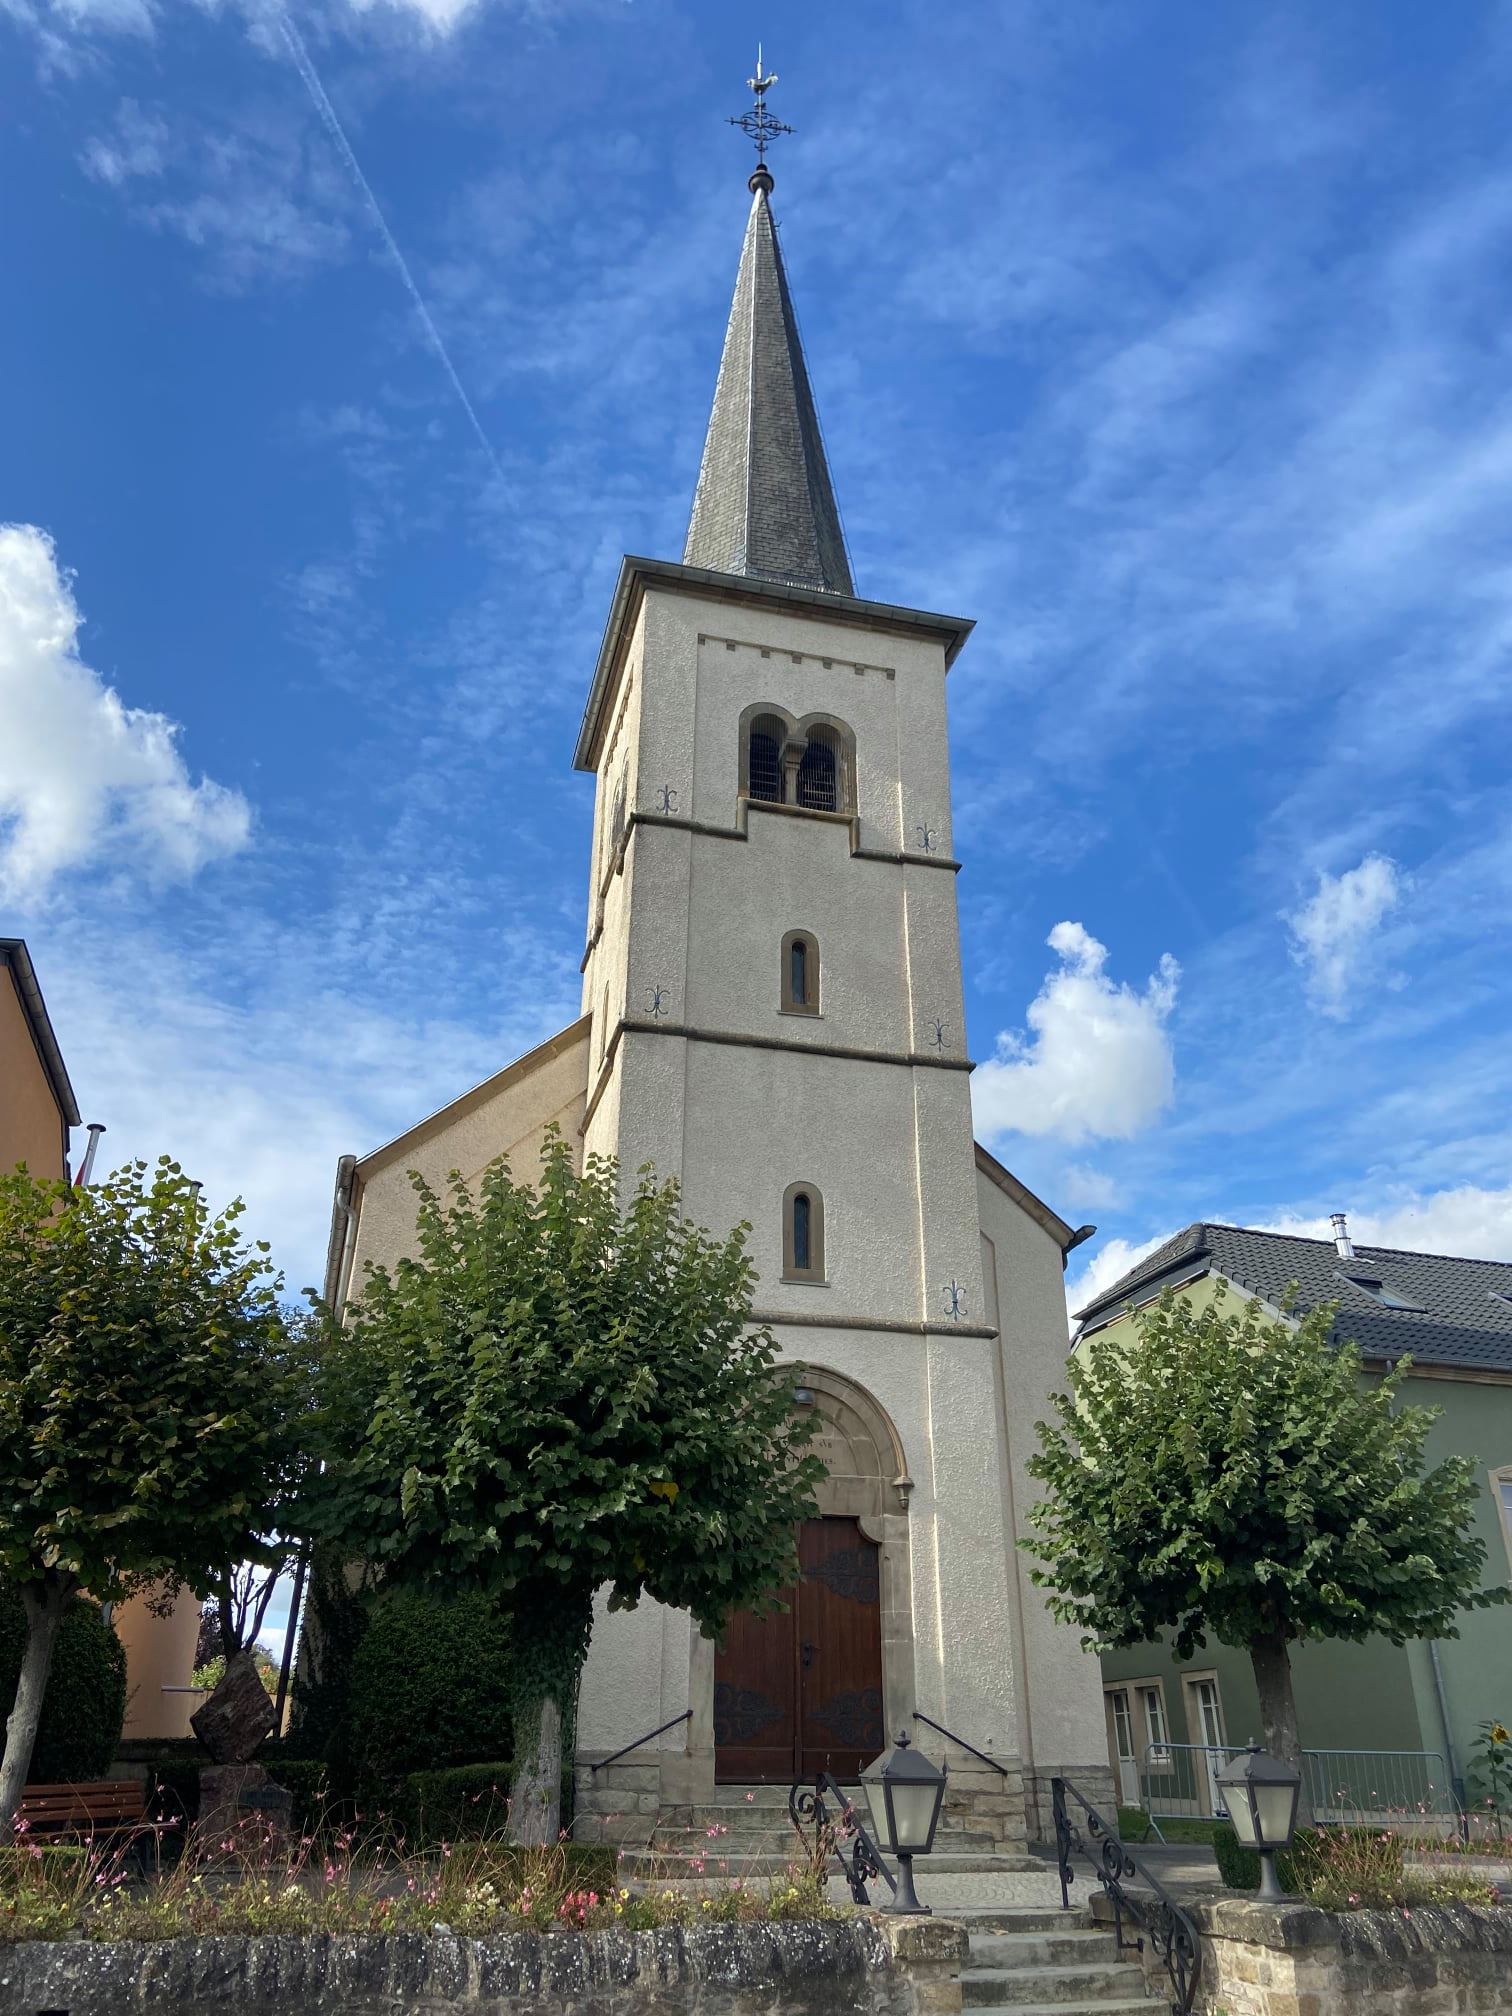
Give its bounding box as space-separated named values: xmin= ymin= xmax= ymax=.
xmin=728 ymin=46 xmax=793 ymax=173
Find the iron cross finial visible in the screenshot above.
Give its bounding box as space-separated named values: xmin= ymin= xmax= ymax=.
xmin=728 ymin=46 xmax=793 ymax=175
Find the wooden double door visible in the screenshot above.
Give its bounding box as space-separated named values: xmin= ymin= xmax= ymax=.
xmin=713 ymin=1516 xmax=885 ymax=1782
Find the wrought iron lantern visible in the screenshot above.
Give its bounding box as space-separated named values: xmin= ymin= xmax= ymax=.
xmin=1215 ymin=1744 xmax=1302 ymax=1902
xmin=860 ymin=1730 xmax=947 ymax=1914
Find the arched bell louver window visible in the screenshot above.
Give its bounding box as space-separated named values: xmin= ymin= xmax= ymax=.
xmin=781 ymin=930 xmax=819 ymax=1015
xmin=796 ymin=723 xmax=840 ymax=811
xmin=739 ymin=708 xmax=856 ymax=817
xmin=783 ymin=1182 xmax=825 ymax=1282
xmin=746 ymin=713 xmax=786 ymax=803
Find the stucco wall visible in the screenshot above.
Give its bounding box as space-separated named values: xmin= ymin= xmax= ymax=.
xmin=573 ymin=576 xmax=1081 ymax=1815
xmin=114 ymin=1584 xmax=203 ymax=1741
xmin=0 ymin=963 xmax=67 ymax=1179
xmin=345 ymin=1018 xmax=591 ymax=1290
xmin=976 ymin=1166 xmax=1108 ymax=1802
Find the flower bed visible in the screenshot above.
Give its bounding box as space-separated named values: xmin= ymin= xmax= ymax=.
xmin=0 ymin=1809 xmax=831 ymax=1947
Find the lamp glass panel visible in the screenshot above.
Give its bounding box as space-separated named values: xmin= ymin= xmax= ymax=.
xmin=888 ymin=1781 xmax=939 ymax=1852
xmin=1254 ymin=1781 xmax=1299 ymax=1848
xmin=1225 ymin=1786 xmax=1261 ymax=1845
xmin=862 ymin=1779 xmax=892 ymax=1849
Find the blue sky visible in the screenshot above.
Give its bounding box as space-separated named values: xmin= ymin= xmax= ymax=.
xmin=5 ymin=0 xmax=1512 ymax=1345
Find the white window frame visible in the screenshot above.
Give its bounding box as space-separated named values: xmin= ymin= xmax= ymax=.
xmin=1180 ymin=1669 xmax=1228 ymax=1817
xmin=1133 ymin=1676 xmax=1172 ymax=1765
xmin=1492 ymin=1465 xmax=1512 ymax=1583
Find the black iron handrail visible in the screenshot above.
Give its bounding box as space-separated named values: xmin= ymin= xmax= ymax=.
xmin=912 ymin=1710 xmax=1007 ymax=1776
xmin=1052 ymin=1775 xmax=1201 ymax=2016
xmin=589 ymin=1709 xmax=692 ymax=1775
xmin=789 ymin=1771 xmax=897 ymax=1906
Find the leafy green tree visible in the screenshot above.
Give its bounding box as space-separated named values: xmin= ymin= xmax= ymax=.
xmin=0 ymin=1161 xmax=307 ymax=1835
xmin=312 ymin=1136 xmax=824 ymax=1844
xmin=1024 ymin=1285 xmax=1507 ymax=1783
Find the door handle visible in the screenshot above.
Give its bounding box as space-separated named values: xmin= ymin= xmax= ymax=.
xmin=801 ymin=1641 xmax=816 ymax=1669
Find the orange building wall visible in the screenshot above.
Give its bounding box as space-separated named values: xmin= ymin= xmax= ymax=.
xmin=113 ymin=1587 xmax=204 ymax=1742
xmin=0 ymin=966 xmax=66 ymax=1180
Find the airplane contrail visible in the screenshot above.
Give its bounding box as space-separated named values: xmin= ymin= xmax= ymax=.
xmin=278 ymin=12 xmax=506 ymax=486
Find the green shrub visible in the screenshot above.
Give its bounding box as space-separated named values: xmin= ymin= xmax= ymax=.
xmin=391 ymin=1761 xmax=513 ymax=1844
xmin=144 ymin=1758 xmax=200 ymax=1828
xmin=345 ymin=1589 xmax=513 ymax=1791
xmin=1213 ymin=1823 xmax=1324 ymax=1894
xmin=0 ymin=1844 xmax=86 ymax=1881
xmin=288 ymin=1546 xmax=370 ymax=1792
xmin=265 ymin=1758 xmax=332 ymax=1838
xmin=0 ymin=1590 xmax=126 ymax=1782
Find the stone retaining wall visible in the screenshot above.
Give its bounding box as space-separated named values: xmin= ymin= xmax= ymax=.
xmin=1100 ymin=1894 xmax=1512 ymax=2014
xmin=0 ymin=1916 xmax=967 ymax=2016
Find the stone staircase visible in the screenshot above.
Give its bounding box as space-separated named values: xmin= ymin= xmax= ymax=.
xmin=613 ymin=1781 xmax=1039 ymax=1880
xmin=955 ymin=1905 xmax=1159 ymax=2014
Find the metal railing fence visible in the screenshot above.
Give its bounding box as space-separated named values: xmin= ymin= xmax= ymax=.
xmin=1139 ymin=1742 xmax=1457 ymax=1837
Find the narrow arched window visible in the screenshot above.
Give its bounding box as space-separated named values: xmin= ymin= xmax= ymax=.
xmin=746 ymin=712 xmax=787 ymax=803
xmin=781 ymin=930 xmax=819 ymax=1015
xmin=796 ymin=724 xmax=839 ymax=811
xmin=783 ymin=1182 xmax=825 ymax=1281
xmin=793 ymin=1193 xmax=812 ymax=1269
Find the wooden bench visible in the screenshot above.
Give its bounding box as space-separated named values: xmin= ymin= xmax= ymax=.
xmin=17 ymin=1780 xmax=176 ymax=1866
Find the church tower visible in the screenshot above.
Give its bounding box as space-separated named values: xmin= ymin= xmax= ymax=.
xmin=569 ymin=75 xmax=1104 ymax=1848
xmin=323 ymin=67 xmax=1108 ymax=1856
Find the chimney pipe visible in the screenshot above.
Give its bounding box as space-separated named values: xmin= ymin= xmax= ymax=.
xmin=1330 ymin=1212 xmax=1354 ymax=1260
xmin=74 ymin=1122 xmax=106 ymax=1188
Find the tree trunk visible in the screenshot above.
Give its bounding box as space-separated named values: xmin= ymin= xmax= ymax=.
xmin=507 ymin=1693 xmax=562 ymax=1847
xmin=0 ymin=1578 xmax=70 ymax=1840
xmin=1249 ymin=1629 xmax=1312 ymax=1825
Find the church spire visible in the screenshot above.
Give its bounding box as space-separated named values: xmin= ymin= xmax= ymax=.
xmin=682 ymin=61 xmax=854 ymax=597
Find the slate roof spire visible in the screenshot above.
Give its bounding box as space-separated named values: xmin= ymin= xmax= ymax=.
xmin=682 ymin=159 xmax=855 ymax=597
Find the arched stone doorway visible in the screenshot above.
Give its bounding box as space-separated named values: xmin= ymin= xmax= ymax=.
xmin=691 ymin=1368 xmax=914 ymax=1785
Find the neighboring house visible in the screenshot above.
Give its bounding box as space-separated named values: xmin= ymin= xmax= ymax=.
xmin=0 ymin=937 xmax=201 ymax=1746
xmin=314 ymin=151 xmax=1112 ymax=1847
xmin=0 ymin=938 xmax=80 ymax=1182
xmin=1073 ymin=1219 xmax=1512 ymax=1817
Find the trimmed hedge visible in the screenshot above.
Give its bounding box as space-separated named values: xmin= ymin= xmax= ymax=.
xmin=1213 ymin=1822 xmax=1322 ymax=1894
xmin=0 ymin=1591 xmax=126 ymax=1783
xmin=267 ymin=1758 xmax=331 ymax=1838
xmin=345 ymin=1589 xmax=514 ymax=1791
xmin=390 ymin=1761 xmax=514 ymax=1845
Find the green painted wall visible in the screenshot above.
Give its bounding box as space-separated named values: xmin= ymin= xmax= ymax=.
xmin=1081 ymin=1281 xmax=1512 ymax=1799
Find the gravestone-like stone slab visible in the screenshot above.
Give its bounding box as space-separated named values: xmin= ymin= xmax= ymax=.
xmin=191 ymin=1649 xmax=275 ymax=1762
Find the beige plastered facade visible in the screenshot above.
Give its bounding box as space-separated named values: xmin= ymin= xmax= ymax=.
xmin=322 ymin=566 xmax=1108 ymax=1841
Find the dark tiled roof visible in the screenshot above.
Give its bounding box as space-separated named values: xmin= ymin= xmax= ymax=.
xmin=1075 ymin=1222 xmax=1512 ymax=1375
xmin=682 ymin=182 xmax=854 ymax=597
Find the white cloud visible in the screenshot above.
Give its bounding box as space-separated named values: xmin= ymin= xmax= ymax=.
xmin=42 ymin=919 xmax=580 ymax=1294
xmin=0 ymin=524 xmax=250 ymax=900
xmin=1257 ymin=1185 xmax=1512 ymax=1262
xmin=973 ymin=921 xmax=1180 ymax=1145
xmin=1064 ymin=1231 xmax=1177 ymax=1325
xmin=79 ymin=98 xmax=168 ymax=184
xmin=1058 ymin=1163 xmax=1126 ymax=1212
xmin=344 ymin=0 xmax=483 ymax=31
xmin=1286 ymin=853 xmax=1404 ymax=1017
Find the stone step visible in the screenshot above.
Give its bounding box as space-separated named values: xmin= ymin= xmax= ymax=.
xmin=958 ymin=1964 xmax=1148 ymax=2008
xmin=658 ymin=1801 xmax=996 ymax=1835
xmin=949 ymin=1908 xmax=1091 ymax=1935
xmin=616 ymin=1849 xmax=1047 ymax=1885
xmin=961 ymin=2002 xmax=1154 ymax=2016
xmin=966 ymin=1930 xmax=1123 ymax=1970
xmin=647 ymin=1824 xmax=1003 ymax=1857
